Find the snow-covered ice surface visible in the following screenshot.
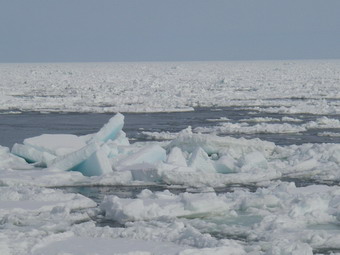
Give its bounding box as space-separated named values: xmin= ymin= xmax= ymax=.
xmin=1 ymin=60 xmax=340 ymax=254
xmin=1 ymin=60 xmax=340 ymax=114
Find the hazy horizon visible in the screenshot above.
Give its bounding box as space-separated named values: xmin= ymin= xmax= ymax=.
xmin=1 ymin=0 xmax=340 ymax=63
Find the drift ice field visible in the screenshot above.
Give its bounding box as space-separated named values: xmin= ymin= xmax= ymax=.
xmin=1 ymin=60 xmax=340 ymax=254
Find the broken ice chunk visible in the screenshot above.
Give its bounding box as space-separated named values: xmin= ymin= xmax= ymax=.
xmin=71 ymin=149 xmax=112 ymax=176
xmin=23 ymin=134 xmax=86 ymax=156
xmin=166 ymin=147 xmax=187 ymax=167
xmin=116 ymin=144 xmax=166 ymax=170
xmin=48 ymin=143 xmax=112 ymax=176
xmin=330 ymin=148 xmax=340 ymax=164
xmin=101 ymin=131 xmax=130 ymax=159
xmin=213 ymin=154 xmax=237 ymax=174
xmin=238 ymin=151 xmax=268 ymax=172
xmin=99 ymin=190 xmax=231 ymax=223
xmin=12 ymin=143 xmax=56 ymax=166
xmin=188 ymin=147 xmax=216 ymax=173
xmin=129 ymin=164 xmax=162 ymax=182
xmin=0 ymin=145 xmax=33 ymax=170
xmin=48 ymin=143 xmax=100 ymax=172
xmin=167 ymin=131 xmax=275 ymax=157
xmin=90 ymin=113 xmax=124 ymax=143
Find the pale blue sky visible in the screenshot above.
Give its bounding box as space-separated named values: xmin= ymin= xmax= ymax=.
xmin=1 ymin=0 xmax=340 ymax=62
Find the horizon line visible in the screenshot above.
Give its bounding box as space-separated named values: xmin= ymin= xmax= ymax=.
xmin=1 ymin=57 xmax=340 ymax=65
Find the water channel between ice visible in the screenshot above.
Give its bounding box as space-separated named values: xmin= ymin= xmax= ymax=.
xmin=2 ymin=106 xmax=340 ymax=148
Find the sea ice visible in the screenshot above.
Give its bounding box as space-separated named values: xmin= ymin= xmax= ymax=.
xmin=12 ymin=143 xmax=56 ymax=166
xmin=167 ymin=127 xmax=275 ymax=157
xmin=94 ymin=182 xmax=340 ymax=254
xmin=0 ymin=145 xmax=32 ymax=170
xmin=188 ymin=147 xmax=216 ymax=173
xmin=0 ymin=185 xmax=96 ymax=255
xmin=90 ymin=112 xmax=124 ymax=143
xmin=194 ymin=117 xmax=340 ymax=136
xmin=116 ymin=144 xmax=167 ymax=170
xmin=71 ymin=148 xmax=112 ymax=176
xmin=1 ymin=60 xmax=340 ymax=114
xmin=238 ymin=151 xmax=268 ymax=172
xmin=2 ymin=60 xmax=340 ymax=254
xmin=48 ymin=142 xmax=101 ymax=172
xmin=31 ymin=236 xmax=189 ymax=255
xmin=6 ymin=112 xmax=340 ymax=186
xmin=99 ymin=189 xmax=231 ymax=223
xmin=166 ymin=147 xmax=188 ymax=167
xmin=213 ymin=154 xmax=237 ymax=174
xmin=3 ymin=114 xmax=340 ymax=254
xmin=10 ymin=113 xmax=127 ymax=177
xmin=23 ymin=134 xmax=87 ymax=156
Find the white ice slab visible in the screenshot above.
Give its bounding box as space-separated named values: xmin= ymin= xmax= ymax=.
xmin=188 ymin=147 xmax=216 ymax=173
xmin=100 ymin=189 xmax=231 ymax=223
xmin=238 ymin=151 xmax=268 ymax=172
xmin=116 ymin=144 xmax=166 ymax=170
xmin=166 ymin=147 xmax=187 ymax=167
xmin=90 ymin=113 xmax=124 ymax=143
xmin=72 ymin=149 xmax=112 ymax=176
xmin=213 ymin=154 xmax=237 ymax=174
xmin=0 ymin=145 xmax=32 ymax=170
xmin=24 ymin=134 xmax=86 ymax=156
xmin=48 ymin=143 xmax=112 ymax=176
xmin=12 ymin=143 xmax=56 ymax=166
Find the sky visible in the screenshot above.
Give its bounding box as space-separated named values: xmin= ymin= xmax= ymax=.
xmin=1 ymin=0 xmax=340 ymax=63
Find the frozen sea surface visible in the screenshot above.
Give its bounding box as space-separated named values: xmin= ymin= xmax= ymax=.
xmin=1 ymin=60 xmax=340 ymax=114
xmin=1 ymin=60 xmax=340 ymax=255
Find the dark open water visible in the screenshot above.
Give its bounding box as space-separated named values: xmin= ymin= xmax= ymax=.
xmin=1 ymin=107 xmax=340 ymax=148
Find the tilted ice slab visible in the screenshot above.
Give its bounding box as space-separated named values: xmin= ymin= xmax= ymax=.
xmin=0 ymin=145 xmax=33 ymax=170
xmin=89 ymin=112 xmax=125 ymax=143
xmin=47 ymin=142 xmax=112 ymax=176
xmin=1 ymin=60 xmax=340 ymax=114
xmin=9 ymin=114 xmax=127 ymax=177
xmin=12 ymin=143 xmax=56 ymax=166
